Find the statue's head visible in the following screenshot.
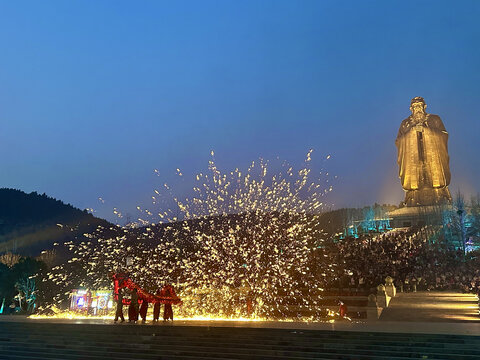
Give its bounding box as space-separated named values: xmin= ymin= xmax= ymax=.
xmin=410 ymin=96 xmax=427 ymax=116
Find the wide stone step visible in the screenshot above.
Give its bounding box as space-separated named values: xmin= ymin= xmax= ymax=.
xmin=0 ymin=339 xmax=333 ymax=359
xmin=3 ymin=325 xmax=480 ymax=346
xmin=2 ymin=330 xmax=480 ymax=355
xmin=2 ymin=322 xmax=480 ymax=360
xmin=2 ymin=331 xmax=480 ymax=351
xmin=2 ymin=336 xmax=479 ymax=360
xmin=0 ymin=335 xmax=326 ymax=358
xmin=0 ymin=345 xmax=362 ymax=360
xmin=0 ymin=346 xmax=437 ymax=360
xmin=0 ymin=349 xmax=217 ymax=360
xmin=3 ymin=323 xmax=480 ymax=342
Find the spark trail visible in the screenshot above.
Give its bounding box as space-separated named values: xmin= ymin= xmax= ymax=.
xmin=43 ymin=150 xmax=334 ymax=319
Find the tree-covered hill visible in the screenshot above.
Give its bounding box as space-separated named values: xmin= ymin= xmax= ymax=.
xmin=0 ymin=188 xmax=112 ymax=256
xmin=0 ymin=187 xmax=399 ymax=257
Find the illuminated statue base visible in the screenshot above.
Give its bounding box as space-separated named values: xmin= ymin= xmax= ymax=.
xmin=388 ymin=205 xmax=449 ymax=228
xmin=404 ymin=187 xmax=451 ymax=207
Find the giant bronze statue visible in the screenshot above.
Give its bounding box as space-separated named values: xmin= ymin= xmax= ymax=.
xmin=396 ymin=97 xmax=451 ymax=206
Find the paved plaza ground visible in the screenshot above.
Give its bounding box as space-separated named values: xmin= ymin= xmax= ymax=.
xmin=379 ymin=291 xmax=480 ymax=324
xmin=3 ymin=291 xmax=477 ymax=334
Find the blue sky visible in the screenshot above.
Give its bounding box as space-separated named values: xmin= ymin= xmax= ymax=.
xmin=1 ymin=0 xmax=479 ymax=222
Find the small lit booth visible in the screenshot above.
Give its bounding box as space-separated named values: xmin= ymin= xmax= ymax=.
xmin=70 ymin=289 xmax=114 ymax=315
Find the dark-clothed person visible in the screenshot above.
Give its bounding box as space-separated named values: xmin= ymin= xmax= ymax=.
xmin=161 ymin=284 xmax=177 ymax=321
xmin=164 ymin=303 xmax=173 ymax=321
xmin=114 ymin=290 xmax=125 ymax=322
xmin=139 ymin=300 xmax=148 ymax=322
xmin=153 ymin=290 xmax=161 ymax=321
xmin=128 ymin=288 xmax=139 ymax=322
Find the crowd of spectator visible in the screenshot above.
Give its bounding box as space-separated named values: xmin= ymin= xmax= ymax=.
xmin=321 ymin=226 xmax=480 ymax=296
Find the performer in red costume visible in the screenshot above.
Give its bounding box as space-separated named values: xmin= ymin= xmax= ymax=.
xmin=338 ymin=300 xmax=348 ymax=319
xmin=160 ymin=284 xmax=177 ymax=321
xmin=112 ymin=273 xmax=182 ymax=323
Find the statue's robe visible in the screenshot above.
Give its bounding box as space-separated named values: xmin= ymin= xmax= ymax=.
xmin=395 ymin=114 xmax=451 ymax=206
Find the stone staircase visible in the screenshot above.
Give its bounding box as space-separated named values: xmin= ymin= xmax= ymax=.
xmin=1 ymin=321 xmax=480 ymax=359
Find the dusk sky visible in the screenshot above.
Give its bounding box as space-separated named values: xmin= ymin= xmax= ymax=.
xmin=1 ymin=0 xmax=479 ymax=223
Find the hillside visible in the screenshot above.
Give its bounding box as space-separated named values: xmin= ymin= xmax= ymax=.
xmin=0 ymin=188 xmax=112 ymax=256
xmin=0 ymin=188 xmax=397 ymax=256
